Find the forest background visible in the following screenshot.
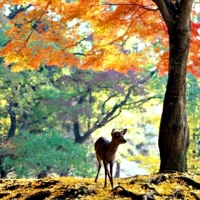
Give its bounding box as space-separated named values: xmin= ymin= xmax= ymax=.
xmin=0 ymin=0 xmax=200 ymax=179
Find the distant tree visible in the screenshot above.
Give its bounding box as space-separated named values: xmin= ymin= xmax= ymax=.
xmin=55 ymin=67 xmax=157 ymax=143
xmin=0 ymin=60 xmax=158 ymax=142
xmin=0 ymin=64 xmax=57 ymax=138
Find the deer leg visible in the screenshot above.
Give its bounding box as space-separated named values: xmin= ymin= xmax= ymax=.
xmin=103 ymin=160 xmax=108 ymax=188
xmin=95 ymin=160 xmax=101 ymax=183
xmin=107 ymin=164 xmax=111 ymax=181
xmin=109 ymin=162 xmax=114 ymax=188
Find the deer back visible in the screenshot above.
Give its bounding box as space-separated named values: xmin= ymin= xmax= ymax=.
xmin=95 ymin=137 xmax=111 ymax=161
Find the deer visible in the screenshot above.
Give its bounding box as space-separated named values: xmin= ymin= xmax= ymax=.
xmin=94 ymin=128 xmax=127 ymax=188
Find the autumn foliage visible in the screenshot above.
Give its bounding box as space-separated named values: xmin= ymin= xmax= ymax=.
xmin=0 ymin=0 xmax=200 ymax=76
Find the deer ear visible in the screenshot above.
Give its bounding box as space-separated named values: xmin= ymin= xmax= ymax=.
xmin=122 ymin=129 xmax=127 ymax=135
xmin=111 ymin=129 xmax=115 ymax=135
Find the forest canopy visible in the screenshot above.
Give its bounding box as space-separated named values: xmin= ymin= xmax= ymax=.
xmin=0 ymin=0 xmax=199 ymax=77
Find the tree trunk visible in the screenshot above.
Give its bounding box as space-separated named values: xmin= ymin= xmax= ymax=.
xmin=7 ymin=102 xmax=17 ymax=139
xmin=21 ymin=112 xmax=29 ymax=130
xmin=114 ymin=161 xmax=120 ymax=178
xmin=0 ymin=157 xmax=7 ymax=178
xmin=158 ymin=18 xmax=190 ymax=172
xmin=74 ymin=121 xmax=82 ymax=143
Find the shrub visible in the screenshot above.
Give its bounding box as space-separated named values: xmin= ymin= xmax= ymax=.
xmin=2 ymin=130 xmax=95 ymax=178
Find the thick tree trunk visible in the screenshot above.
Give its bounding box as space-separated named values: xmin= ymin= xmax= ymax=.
xmin=158 ymin=22 xmax=190 ymax=172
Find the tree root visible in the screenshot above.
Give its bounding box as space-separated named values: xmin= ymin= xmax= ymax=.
xmin=169 ymin=189 xmax=184 ymax=199
xmin=25 ymin=191 xmax=51 ymax=200
xmin=112 ymin=185 xmax=155 ymax=199
xmin=191 ymin=192 xmax=200 ymax=200
xmin=148 ymin=173 xmax=167 ymax=184
xmin=178 ymin=176 xmax=200 ymax=189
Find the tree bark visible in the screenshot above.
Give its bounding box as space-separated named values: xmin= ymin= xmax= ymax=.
xmin=156 ymin=0 xmax=193 ymax=172
xmin=159 ymin=28 xmax=190 ymax=172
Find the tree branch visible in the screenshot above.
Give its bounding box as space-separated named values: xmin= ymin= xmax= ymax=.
xmin=102 ymin=2 xmax=158 ymax=11
xmin=17 ymin=0 xmax=51 ymax=53
xmin=152 ymin=0 xmax=173 ymax=28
